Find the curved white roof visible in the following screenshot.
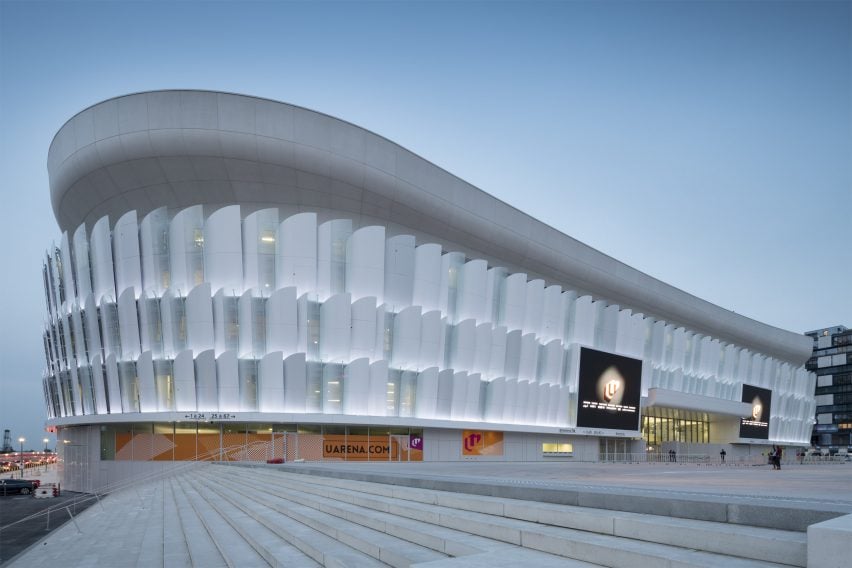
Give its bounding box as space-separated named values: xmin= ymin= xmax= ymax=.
xmin=47 ymin=90 xmax=812 ymax=364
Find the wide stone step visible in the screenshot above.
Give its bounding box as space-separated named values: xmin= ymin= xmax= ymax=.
xmin=195 ymin=469 xmax=448 ymax=567
xmin=176 ymin=474 xmax=320 ymax=567
xmin=134 ymin=480 xmax=166 ymax=567
xmin=175 ymin=475 xmax=270 ymax=566
xmin=253 ymin=467 xmax=806 ymax=567
xmin=220 ymin=467 xmax=793 ymax=568
xmin=205 ymin=467 xmax=528 ymax=558
xmin=191 ymin=472 xmax=393 ymax=567
xmin=162 ymin=479 xmax=192 ymax=568
xmin=200 ymin=467 xmax=600 ymax=567
xmin=168 ymin=477 xmax=230 ymax=567
xmin=411 ymin=548 xmax=618 ymax=568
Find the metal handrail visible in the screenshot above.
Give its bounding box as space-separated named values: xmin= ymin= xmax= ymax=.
xmin=0 ymin=443 xmax=251 ymax=533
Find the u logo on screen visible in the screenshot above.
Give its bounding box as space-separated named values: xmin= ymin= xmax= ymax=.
xmin=603 ymin=380 xmax=621 ymax=402
xmin=752 ymin=404 xmax=762 ymax=421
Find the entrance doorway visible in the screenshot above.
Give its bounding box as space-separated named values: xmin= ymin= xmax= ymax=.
xmin=599 ymin=437 xmax=629 ymax=462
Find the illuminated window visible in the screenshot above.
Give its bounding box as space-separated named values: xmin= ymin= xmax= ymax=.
xmin=542 ymin=442 xmax=573 ymax=455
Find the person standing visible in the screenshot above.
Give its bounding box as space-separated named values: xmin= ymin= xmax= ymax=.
xmin=720 ymin=449 xmax=726 ymax=464
xmin=776 ymin=446 xmax=782 ymax=470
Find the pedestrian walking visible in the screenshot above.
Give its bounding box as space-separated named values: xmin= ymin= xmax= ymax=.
xmin=720 ymin=449 xmax=726 ymax=464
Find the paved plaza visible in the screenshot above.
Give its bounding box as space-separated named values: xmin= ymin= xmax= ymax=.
xmin=3 ymin=461 xmax=850 ymax=567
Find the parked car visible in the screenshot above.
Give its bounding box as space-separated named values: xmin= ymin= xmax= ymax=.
xmin=22 ymin=478 xmax=41 ymax=488
xmin=0 ymin=479 xmax=35 ymax=495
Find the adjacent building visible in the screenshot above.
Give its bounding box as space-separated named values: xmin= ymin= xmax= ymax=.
xmin=41 ymin=91 xmax=816 ymax=491
xmin=806 ymin=325 xmax=852 ymax=451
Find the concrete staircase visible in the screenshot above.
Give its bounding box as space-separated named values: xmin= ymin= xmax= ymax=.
xmin=11 ymin=463 xmax=809 ymax=568
xmin=197 ymin=465 xmax=805 ymax=568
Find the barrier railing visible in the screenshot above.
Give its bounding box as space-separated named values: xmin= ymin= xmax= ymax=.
xmin=599 ymin=452 xmax=848 ymax=466
xmin=0 ymin=443 xmax=250 ymax=535
xmin=599 ymin=452 xmax=765 ymax=466
xmin=796 ymin=453 xmax=848 ymax=465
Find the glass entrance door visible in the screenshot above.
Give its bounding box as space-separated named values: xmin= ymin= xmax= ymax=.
xmin=599 ymin=437 xmax=628 ymax=461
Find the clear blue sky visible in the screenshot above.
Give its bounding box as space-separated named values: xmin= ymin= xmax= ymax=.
xmin=1 ymin=1 xmax=849 ymax=448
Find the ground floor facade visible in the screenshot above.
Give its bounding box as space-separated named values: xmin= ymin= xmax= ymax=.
xmin=56 ymin=414 xmax=782 ymax=492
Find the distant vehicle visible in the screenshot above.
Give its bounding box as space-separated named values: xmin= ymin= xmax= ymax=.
xmin=0 ymin=479 xmax=35 ymax=495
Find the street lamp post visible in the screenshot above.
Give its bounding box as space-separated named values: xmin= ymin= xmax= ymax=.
xmin=18 ymin=437 xmax=25 ymax=478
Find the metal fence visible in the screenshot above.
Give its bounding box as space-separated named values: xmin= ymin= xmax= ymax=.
xmin=598 ymin=452 xmax=849 ymax=466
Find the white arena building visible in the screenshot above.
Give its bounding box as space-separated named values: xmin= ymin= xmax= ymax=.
xmin=41 ymin=91 xmax=816 ymax=491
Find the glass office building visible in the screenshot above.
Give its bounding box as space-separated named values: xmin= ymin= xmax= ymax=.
xmin=806 ymin=326 xmax=852 ymax=451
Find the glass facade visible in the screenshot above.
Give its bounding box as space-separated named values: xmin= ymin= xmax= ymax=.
xmin=641 ymin=415 xmax=710 ymax=447
xmin=98 ymin=422 xmax=424 ymax=462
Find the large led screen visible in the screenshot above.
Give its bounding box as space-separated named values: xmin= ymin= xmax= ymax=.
xmin=576 ymin=347 xmax=642 ymax=431
xmin=739 ymin=384 xmax=772 ymax=439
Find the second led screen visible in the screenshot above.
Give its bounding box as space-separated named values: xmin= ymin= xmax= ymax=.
xmin=576 ymin=347 xmax=642 ymax=431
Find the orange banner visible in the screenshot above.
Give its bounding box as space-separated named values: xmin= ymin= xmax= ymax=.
xmin=111 ymin=431 xmax=422 ymax=462
xmin=462 ymin=430 xmax=503 ymax=456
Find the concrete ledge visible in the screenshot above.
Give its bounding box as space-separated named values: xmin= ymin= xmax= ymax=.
xmin=503 ymin=500 xmax=616 ymax=534
xmin=807 ymin=513 xmax=852 ymax=568
xmin=260 ymin=464 xmax=847 ymax=532
xmin=268 ymin=468 xmax=808 ymax=566
xmin=411 ymin=548 xmax=596 ymax=568
xmin=726 ymin=502 xmax=841 ymax=533
xmin=612 ymin=516 xmax=806 ymax=567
